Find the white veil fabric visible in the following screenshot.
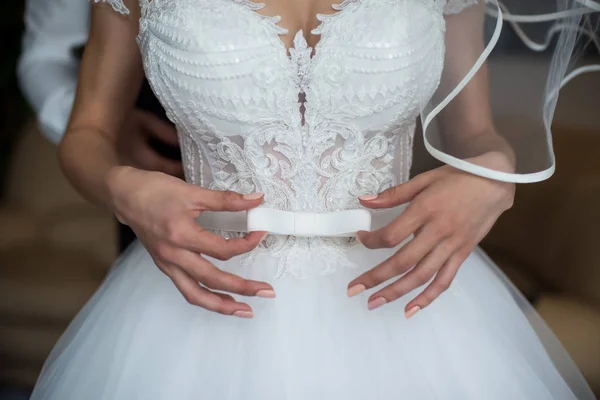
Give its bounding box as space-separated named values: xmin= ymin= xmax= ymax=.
xmin=424 ymin=0 xmax=600 ymax=183
xmin=431 ymin=3 xmax=599 ymax=397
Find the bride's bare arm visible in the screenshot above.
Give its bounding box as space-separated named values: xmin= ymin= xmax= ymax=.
xmin=59 ymin=4 xmax=143 ymax=208
xmin=62 ymin=3 xmax=275 ymax=316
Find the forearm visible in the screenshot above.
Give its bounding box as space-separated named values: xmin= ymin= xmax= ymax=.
xmin=442 ymin=126 xmax=517 ymax=170
xmin=58 ymin=3 xmax=143 ymax=209
xmin=59 ymin=127 xmax=127 ymax=211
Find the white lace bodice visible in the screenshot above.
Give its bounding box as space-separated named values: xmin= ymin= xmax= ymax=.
xmin=97 ymin=0 xmax=476 ymax=277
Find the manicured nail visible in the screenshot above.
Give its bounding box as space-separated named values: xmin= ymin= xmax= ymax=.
xmin=368 ymin=297 xmax=387 ymax=311
xmin=256 ymin=289 xmax=276 ymax=298
xmin=354 ymin=232 xmax=364 ymax=245
xmin=359 ymin=194 xmax=378 ymax=201
xmin=347 ymin=284 xmax=366 ymax=297
xmin=233 ymin=310 xmax=254 ymax=319
xmin=243 ymin=192 xmax=264 ymax=200
xmin=405 ymin=306 xmax=421 ymax=319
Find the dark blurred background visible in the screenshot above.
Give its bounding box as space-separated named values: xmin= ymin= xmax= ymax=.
xmin=0 ymin=3 xmax=599 ymax=400
xmin=0 ymin=2 xmax=29 ymax=194
xmin=0 ymin=3 xmax=116 ymax=400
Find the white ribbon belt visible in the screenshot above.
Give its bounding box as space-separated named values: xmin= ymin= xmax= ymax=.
xmin=196 ymin=206 xmax=406 ymax=237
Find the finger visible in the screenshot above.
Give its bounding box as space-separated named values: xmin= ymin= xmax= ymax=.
xmin=173 ymin=220 xmax=267 ymax=260
xmin=131 ymin=140 xmax=184 ymax=176
xmin=174 ymin=250 xmax=275 ymax=297
xmin=193 ymin=188 xmax=265 ymax=212
xmin=404 ymin=248 xmax=469 ymax=318
xmin=358 ymin=171 xmax=438 ymax=209
xmin=201 ymin=231 xmax=268 ymax=260
xmin=348 ymin=223 xmax=443 ymax=293
xmin=136 ymin=110 xmax=180 ymax=146
xmin=168 ymin=267 xmax=254 ymax=317
xmin=172 ymin=163 xmax=185 ymax=179
xmin=151 ymin=157 xmax=184 ymax=177
xmin=356 ymin=202 xmax=427 ymax=249
xmin=156 ymin=159 xmax=184 ymax=178
xmin=364 ymin=237 xmax=459 ymax=310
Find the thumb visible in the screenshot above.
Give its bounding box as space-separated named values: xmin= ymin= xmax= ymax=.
xmin=192 ymin=188 xmax=264 ymax=212
xmin=359 ymin=171 xmax=436 ymax=209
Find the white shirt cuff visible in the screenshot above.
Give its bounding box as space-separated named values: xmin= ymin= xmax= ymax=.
xmin=37 ymin=85 xmax=76 ymax=145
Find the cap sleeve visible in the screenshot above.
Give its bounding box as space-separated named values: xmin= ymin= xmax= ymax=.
xmin=443 ymin=0 xmax=479 ymax=14
xmin=91 ymin=0 xmax=131 ymax=15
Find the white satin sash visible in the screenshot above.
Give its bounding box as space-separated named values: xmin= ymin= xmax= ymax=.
xmin=196 ymin=206 xmax=407 ymax=237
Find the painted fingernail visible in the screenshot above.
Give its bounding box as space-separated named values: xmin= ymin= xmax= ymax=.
xmin=354 ymin=233 xmax=363 ymax=245
xmin=347 ymin=284 xmax=366 ymax=297
xmin=256 ymin=289 xmax=276 ymax=298
xmin=233 ymin=310 xmax=254 ymax=319
xmin=368 ymin=297 xmax=387 ymax=311
xmin=243 ymin=192 xmax=264 ymax=200
xmin=359 ymin=194 xmax=378 ymax=201
xmin=405 ymin=306 xmax=421 ymax=319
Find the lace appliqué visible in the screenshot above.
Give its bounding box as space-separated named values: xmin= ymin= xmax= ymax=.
xmin=91 ymin=0 xmax=130 ymax=15
xmin=209 ymin=30 xmax=367 ymax=280
xmin=137 ymin=0 xmax=443 ymax=279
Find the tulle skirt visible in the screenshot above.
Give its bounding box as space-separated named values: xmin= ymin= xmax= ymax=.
xmin=30 ymin=240 xmax=594 ymax=399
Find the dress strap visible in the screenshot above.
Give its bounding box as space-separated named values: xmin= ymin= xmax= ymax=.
xmin=91 ymin=0 xmax=130 ymax=15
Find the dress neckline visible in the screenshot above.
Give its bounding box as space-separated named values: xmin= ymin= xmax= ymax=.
xmin=231 ymin=0 xmax=361 ymax=60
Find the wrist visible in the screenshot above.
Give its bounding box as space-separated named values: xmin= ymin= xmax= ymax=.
xmin=105 ymin=165 xmax=139 ymax=223
xmin=472 ymin=151 xmax=516 ymax=174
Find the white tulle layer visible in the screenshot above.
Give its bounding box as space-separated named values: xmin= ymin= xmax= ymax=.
xmin=30 ymin=241 xmax=594 ymax=400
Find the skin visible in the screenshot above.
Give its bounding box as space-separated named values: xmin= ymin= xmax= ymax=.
xmin=61 ymin=2 xmax=275 ymax=319
xmin=349 ymin=154 xmax=514 ymax=318
xmin=119 ymin=109 xmax=183 ymax=178
xmin=73 ymin=0 xmax=515 ymax=319
xmin=347 ymin=5 xmax=516 ymax=318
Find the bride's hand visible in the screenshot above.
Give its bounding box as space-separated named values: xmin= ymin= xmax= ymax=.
xmin=106 ymin=166 xmax=275 ymax=318
xmin=348 ymin=156 xmax=515 ymax=318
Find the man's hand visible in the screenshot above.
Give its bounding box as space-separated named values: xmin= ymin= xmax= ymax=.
xmin=118 ymin=109 xmax=183 ymax=177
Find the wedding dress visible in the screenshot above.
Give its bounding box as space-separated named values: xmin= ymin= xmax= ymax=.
xmin=30 ymin=0 xmax=597 ymax=399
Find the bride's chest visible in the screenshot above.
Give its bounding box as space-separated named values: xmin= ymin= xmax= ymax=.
xmin=137 ymin=0 xmax=447 ymax=128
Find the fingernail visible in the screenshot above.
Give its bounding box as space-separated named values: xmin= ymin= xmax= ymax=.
xmin=347 ymin=284 xmax=366 ymax=297
xmin=359 ymin=194 xmax=378 ymax=201
xmin=368 ymin=297 xmax=387 ymax=311
xmin=233 ymin=310 xmax=254 ymax=319
xmin=405 ymin=306 xmax=421 ymax=319
xmin=256 ymin=289 xmax=276 ymax=298
xmin=243 ymin=192 xmax=264 ymax=200
xmin=354 ymin=232 xmax=364 ymax=245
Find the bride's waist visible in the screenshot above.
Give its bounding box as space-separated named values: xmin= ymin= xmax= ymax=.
xmin=196 ymin=206 xmax=407 ymax=238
